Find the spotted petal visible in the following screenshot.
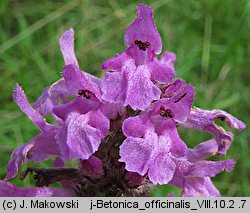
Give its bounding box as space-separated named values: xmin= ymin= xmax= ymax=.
xmin=119 ymin=130 xmax=156 ymax=176
xmin=149 ymin=84 xmax=194 ymax=124
xmin=63 ymin=64 xmax=102 ymax=99
xmin=57 ymin=112 xmax=104 ymax=160
xmin=160 ymin=122 xmax=187 ymax=158
xmin=125 ymin=4 xmax=162 ymax=65
xmin=102 ymin=60 xmax=161 ymax=110
xmin=148 ymin=152 xmax=176 ymax=184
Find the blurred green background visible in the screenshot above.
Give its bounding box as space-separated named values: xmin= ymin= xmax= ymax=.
xmin=0 ymin=0 xmax=249 ymax=196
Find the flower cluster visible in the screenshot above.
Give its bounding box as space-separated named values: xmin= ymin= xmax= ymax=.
xmin=0 ymin=4 xmax=245 ymax=197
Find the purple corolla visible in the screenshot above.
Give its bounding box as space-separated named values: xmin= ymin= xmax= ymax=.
xmin=0 ymin=3 xmax=245 ymax=197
